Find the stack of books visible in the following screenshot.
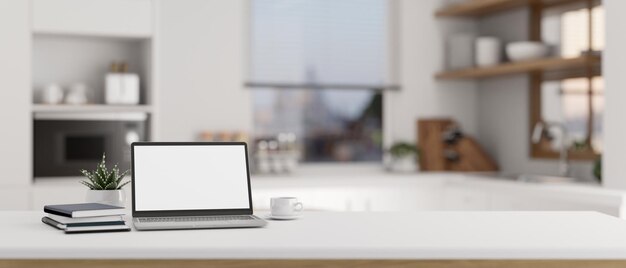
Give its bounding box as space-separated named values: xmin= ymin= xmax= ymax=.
xmin=42 ymin=203 xmax=131 ymax=233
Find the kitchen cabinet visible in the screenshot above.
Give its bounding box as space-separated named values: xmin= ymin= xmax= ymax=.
xmin=31 ymin=187 xmax=85 ymax=211
xmin=490 ymin=191 xmax=623 ymax=216
xmin=443 ymin=178 xmax=625 ymax=217
xmin=0 ymin=0 xmax=157 ymax=185
xmin=250 ymin=172 xmax=449 ymax=212
xmin=29 ymin=0 xmax=157 ymax=181
xmin=442 ymin=187 xmax=490 ymax=210
xmin=32 ymin=0 xmax=153 ymax=38
xmin=251 ymin=186 xmax=360 ymax=212
xmin=0 ymin=188 xmax=30 ymax=210
xmin=362 ymin=186 xmax=444 ymax=211
xmin=0 ymin=0 xmax=31 ymax=187
xmin=16 ymin=169 xmax=626 ymax=218
xmin=155 ymin=0 xmax=251 ymax=141
xmin=31 ymin=183 xmax=132 ymax=210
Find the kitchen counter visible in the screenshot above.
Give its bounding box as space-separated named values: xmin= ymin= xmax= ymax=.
xmin=23 ymin=165 xmax=626 ymax=217
xmin=2 ymin=211 xmax=626 ymax=267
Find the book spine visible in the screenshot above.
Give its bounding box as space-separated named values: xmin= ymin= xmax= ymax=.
xmin=41 ymin=217 xmax=65 ymax=230
xmin=65 ymin=227 xmax=131 ymax=234
xmin=43 ymin=207 xmax=72 ymax=218
xmin=65 ymin=221 xmax=126 ymax=227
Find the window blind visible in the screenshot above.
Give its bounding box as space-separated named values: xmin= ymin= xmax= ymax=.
xmin=248 ymin=0 xmax=391 ymax=89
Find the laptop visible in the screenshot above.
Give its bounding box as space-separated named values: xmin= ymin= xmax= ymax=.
xmin=131 ymin=142 xmax=267 ymax=230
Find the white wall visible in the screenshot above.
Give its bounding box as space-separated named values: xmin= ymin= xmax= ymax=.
xmin=155 ymin=0 xmax=252 ymax=141
xmin=152 ymin=0 xmax=599 ymax=180
xmin=603 ymin=0 xmax=626 ymax=188
xmin=386 ymin=0 xmax=478 ymax=145
xmin=154 ymin=0 xmax=479 ymax=150
xmin=0 ymin=0 xmax=31 ymax=186
xmin=475 ymin=8 xmax=593 ymax=179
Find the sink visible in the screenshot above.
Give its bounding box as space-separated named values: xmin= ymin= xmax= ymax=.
xmin=515 ymin=174 xmax=578 ymax=184
xmin=471 ymin=173 xmax=579 ymax=184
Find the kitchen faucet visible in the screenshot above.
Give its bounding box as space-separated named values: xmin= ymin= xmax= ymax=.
xmin=532 ymin=121 xmax=570 ymax=177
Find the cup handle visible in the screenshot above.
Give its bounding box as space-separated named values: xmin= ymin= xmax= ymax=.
xmin=294 ymin=202 xmax=303 ymax=213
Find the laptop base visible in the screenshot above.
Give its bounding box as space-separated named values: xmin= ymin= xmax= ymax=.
xmin=132 ymin=215 xmax=267 ymax=231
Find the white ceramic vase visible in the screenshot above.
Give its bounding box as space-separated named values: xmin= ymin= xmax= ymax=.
xmin=42 ymin=84 xmax=64 ymax=104
xmin=86 ymin=190 xmax=126 ymax=208
xmin=65 ymin=83 xmax=89 ymax=105
xmin=390 ymin=155 xmax=418 ymax=173
xmin=475 ymin=37 xmax=502 ymax=67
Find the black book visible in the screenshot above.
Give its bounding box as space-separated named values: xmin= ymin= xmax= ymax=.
xmin=44 ymin=203 xmax=125 ymax=218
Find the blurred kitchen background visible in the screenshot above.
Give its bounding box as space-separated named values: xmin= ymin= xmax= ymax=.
xmin=4 ymin=0 xmax=626 ymax=216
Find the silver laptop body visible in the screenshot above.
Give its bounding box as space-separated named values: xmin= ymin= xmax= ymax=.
xmin=131 ymin=142 xmax=266 ymax=231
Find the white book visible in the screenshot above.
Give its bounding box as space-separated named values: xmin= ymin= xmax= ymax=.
xmin=46 ymin=214 xmax=123 ymax=224
xmin=65 ymin=223 xmax=131 ymax=234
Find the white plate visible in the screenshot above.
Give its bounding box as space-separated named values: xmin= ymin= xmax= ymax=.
xmin=266 ymin=214 xmax=302 ymax=220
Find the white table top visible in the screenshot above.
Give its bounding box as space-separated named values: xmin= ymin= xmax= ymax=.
xmin=2 ymin=211 xmax=626 ymax=260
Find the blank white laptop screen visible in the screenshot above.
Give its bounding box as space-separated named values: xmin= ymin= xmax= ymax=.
xmin=133 ymin=144 xmax=251 ymax=211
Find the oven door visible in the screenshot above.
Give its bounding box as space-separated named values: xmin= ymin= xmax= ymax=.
xmin=34 ymin=115 xmax=145 ymax=178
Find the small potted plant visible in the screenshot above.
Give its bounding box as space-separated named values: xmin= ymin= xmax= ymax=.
xmin=387 ymin=142 xmax=419 ymax=173
xmin=594 ymin=156 xmax=602 ymax=183
xmin=80 ymin=154 xmax=130 ymax=207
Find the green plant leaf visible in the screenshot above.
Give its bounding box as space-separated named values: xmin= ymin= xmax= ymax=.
xmin=389 ymin=142 xmax=418 ymax=158
xmin=97 ymin=166 xmax=106 ymax=181
xmin=116 ymin=169 xmax=129 ymax=184
xmin=80 ymin=169 xmax=90 ymax=177
xmin=112 ymin=165 xmax=118 ymax=176
xmin=104 ymin=181 xmax=117 ymax=190
xmin=117 ymin=181 xmax=131 ymax=190
xmin=80 ymin=153 xmax=131 ymax=190
xmin=96 ymin=166 xmax=107 ymax=187
xmin=79 ymin=180 xmax=96 ymax=190
xmin=80 ymin=170 xmax=97 ymax=186
xmin=107 ymin=169 xmax=116 ymax=185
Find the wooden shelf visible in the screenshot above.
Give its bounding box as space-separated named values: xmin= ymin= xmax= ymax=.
xmin=32 ymin=104 xmax=152 ymax=121
xmin=32 ymin=104 xmax=153 ymax=113
xmin=435 ymin=56 xmax=600 ymax=80
xmin=435 ymin=0 xmax=591 ymax=18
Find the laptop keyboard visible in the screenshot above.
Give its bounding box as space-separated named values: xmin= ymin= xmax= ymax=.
xmin=137 ymin=215 xmax=256 ymax=223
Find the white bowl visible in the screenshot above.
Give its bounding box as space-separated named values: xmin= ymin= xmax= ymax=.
xmin=506 ymin=42 xmax=549 ymax=62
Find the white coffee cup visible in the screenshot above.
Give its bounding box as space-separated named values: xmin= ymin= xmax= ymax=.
xmin=270 ymin=197 xmax=303 ymax=217
xmin=475 ymin=36 xmax=502 ymax=67
xmin=42 ymin=84 xmax=64 ymax=104
xmin=65 ymin=83 xmax=88 ymax=105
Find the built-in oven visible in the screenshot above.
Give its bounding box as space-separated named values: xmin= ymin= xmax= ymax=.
xmin=34 ymin=112 xmax=146 ymax=178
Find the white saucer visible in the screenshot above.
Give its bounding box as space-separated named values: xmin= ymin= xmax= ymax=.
xmin=266 ymin=214 xmax=302 ymax=220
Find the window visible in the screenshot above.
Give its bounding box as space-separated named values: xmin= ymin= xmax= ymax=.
xmin=248 ymin=0 xmax=390 ymax=162
xmin=541 ymin=77 xmax=603 ymax=153
xmin=534 ymin=3 xmax=604 ymax=159
xmin=561 ymin=5 xmax=604 ymax=58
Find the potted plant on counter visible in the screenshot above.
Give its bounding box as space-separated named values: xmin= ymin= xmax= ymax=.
xmin=387 ymin=142 xmax=419 ymax=173
xmin=80 ymin=154 xmax=130 ymax=207
xmin=594 ymin=156 xmax=602 ymax=183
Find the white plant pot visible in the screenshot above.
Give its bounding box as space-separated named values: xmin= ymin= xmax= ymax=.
xmin=390 ymin=155 xmax=418 ymax=173
xmin=86 ymin=190 xmax=126 ymax=208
